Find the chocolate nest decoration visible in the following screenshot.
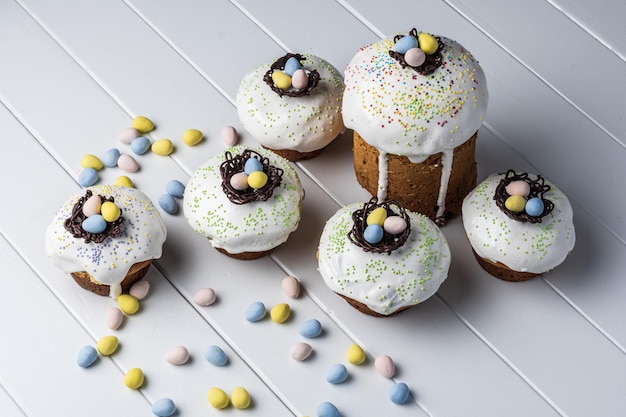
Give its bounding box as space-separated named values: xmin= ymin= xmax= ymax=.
xmin=348 ymin=198 xmax=411 ymax=255
xmin=64 ymin=190 xmax=124 ymax=244
xmin=220 ymin=149 xmax=283 ymax=205
xmin=389 ymin=29 xmax=444 ymax=76
xmin=263 ymin=53 xmax=320 ymax=97
xmin=494 ymin=170 xmax=555 ymax=223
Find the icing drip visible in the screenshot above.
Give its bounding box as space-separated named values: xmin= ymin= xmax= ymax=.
xmin=435 ymin=149 xmax=454 ymax=226
xmin=377 ymin=151 xmax=389 ymax=201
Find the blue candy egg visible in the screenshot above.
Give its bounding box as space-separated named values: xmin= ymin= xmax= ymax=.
xmin=363 ymin=224 xmax=384 ymax=244
xmin=525 ymin=197 xmax=545 ymax=217
xmin=158 ymin=194 xmax=178 ymax=214
xmin=299 ymin=318 xmax=322 ymax=338
xmin=165 ymin=179 xmax=185 ymax=198
xmin=394 ymin=35 xmax=418 ymax=54
xmin=82 ymin=214 xmax=107 ymax=234
xmin=317 ymin=402 xmax=341 ymax=417
xmin=284 ymin=56 xmax=302 ymax=76
xmin=326 ymin=363 xmax=348 ymax=384
xmin=78 ymin=167 xmax=98 ymax=187
xmin=244 ymin=157 xmax=263 ymax=175
xmin=130 ymin=136 xmax=151 ymax=155
xmin=77 ymin=345 xmax=98 ymax=368
xmin=151 ymin=398 xmax=176 ymax=417
xmin=101 ymin=148 xmax=121 ymax=167
xmin=389 ymin=382 xmax=410 ymax=404
xmin=245 ymin=301 xmax=266 ymax=322
xmin=204 ymin=345 xmax=228 ymax=366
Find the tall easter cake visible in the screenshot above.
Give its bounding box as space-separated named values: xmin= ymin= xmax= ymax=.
xmin=236 ymin=53 xmax=345 ymax=161
xmin=343 ymin=29 xmax=488 ymax=225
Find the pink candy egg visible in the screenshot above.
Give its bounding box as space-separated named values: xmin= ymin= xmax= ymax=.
xmin=383 ymin=216 xmax=407 ymax=235
xmin=129 ymin=280 xmax=150 ymax=300
xmin=404 ymin=47 xmax=426 ymax=67
xmin=375 ymin=355 xmax=395 ymax=378
xmin=230 ymin=172 xmax=249 ymax=191
xmin=82 ymin=194 xmax=102 ymax=216
xmin=505 ymin=180 xmax=530 ymax=197
xmin=221 ymin=126 xmax=238 ymax=146
xmin=281 ymin=276 xmax=301 ymax=299
xmin=166 ymin=346 xmax=190 ymax=365
xmin=105 ymin=307 xmax=124 ymax=330
xmin=118 ymin=154 xmax=139 ymax=173
xmin=193 ymin=288 xmax=217 ymax=306
xmin=291 ymin=69 xmax=308 ymax=90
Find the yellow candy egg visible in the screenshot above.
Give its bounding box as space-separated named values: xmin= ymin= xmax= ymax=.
xmin=96 ymin=335 xmax=119 ymax=356
xmin=418 ymin=33 xmax=438 ymax=55
xmin=247 ymin=171 xmax=268 ymax=189
xmin=131 ymin=116 xmax=154 ymax=133
xmin=151 ymin=138 xmax=174 ymax=156
xmin=81 ymin=154 xmax=104 ymax=171
xmin=231 ymin=386 xmax=251 ymax=409
xmin=100 ymin=201 xmax=121 ymax=222
xmin=272 ymin=70 xmax=292 ymax=90
xmin=182 ymin=129 xmax=203 ymax=146
xmin=270 ymin=303 xmax=291 ymax=323
xmin=346 ymin=343 xmax=366 ymax=365
xmin=366 ymin=207 xmax=387 ymax=226
xmin=114 ymin=175 xmax=134 ymax=188
xmin=124 ymin=367 xmax=144 ymax=390
xmin=208 ymin=387 xmax=229 ymax=409
xmin=117 ymin=294 xmax=140 ymax=315
xmin=505 ymin=195 xmax=526 ymax=213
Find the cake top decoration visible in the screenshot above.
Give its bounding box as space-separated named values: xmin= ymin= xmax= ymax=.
xmin=220 ymin=148 xmax=284 ymax=204
xmin=263 ymin=53 xmax=320 ymax=97
xmin=347 ymin=198 xmax=411 ymax=254
xmin=64 ymin=189 xmax=124 ymax=244
xmin=389 ymin=28 xmax=444 ymax=75
xmin=493 ymin=170 xmax=555 ymax=223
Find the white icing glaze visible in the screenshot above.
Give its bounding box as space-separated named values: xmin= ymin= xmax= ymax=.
xmin=435 ymin=149 xmax=454 ymax=219
xmin=236 ymin=54 xmax=345 ymax=153
xmin=342 ymin=33 xmax=488 ymax=161
xmin=462 ymin=173 xmax=575 ymax=274
xmin=318 ymin=203 xmax=450 ymax=315
xmin=45 ymin=185 xmax=166 ymax=297
xmin=183 ymin=145 xmax=304 ymax=254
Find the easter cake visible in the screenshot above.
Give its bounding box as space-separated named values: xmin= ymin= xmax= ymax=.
xmin=236 ymin=53 xmax=345 ymax=161
xmin=45 ymin=185 xmax=167 ymax=298
xmin=462 ymin=170 xmax=576 ymax=281
xmin=342 ymin=28 xmax=488 ymax=225
xmin=183 ymin=145 xmax=304 ymax=259
xmin=317 ymin=198 xmax=451 ymax=316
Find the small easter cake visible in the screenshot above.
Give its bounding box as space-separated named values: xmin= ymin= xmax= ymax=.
xmin=343 ymin=28 xmax=488 ymax=225
xmin=236 ymin=53 xmax=345 ymax=161
xmin=183 ymin=145 xmax=304 ymax=259
xmin=45 ymin=185 xmax=167 ymax=298
xmin=462 ymin=170 xmax=576 ymax=281
xmin=318 ymin=198 xmax=451 ymax=316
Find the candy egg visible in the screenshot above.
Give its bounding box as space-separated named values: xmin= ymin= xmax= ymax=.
xmin=383 ymin=216 xmax=407 ymax=235
xmin=130 ymin=136 xmax=152 ymax=155
xmin=165 ymin=179 xmax=185 ymax=198
xmin=394 ymin=35 xmax=418 ymax=54
xmin=230 ymin=172 xmax=249 ymax=191
xmin=129 ymin=280 xmax=150 ymax=300
xmin=505 ymin=195 xmax=526 ymax=212
xmin=247 ymin=170 xmax=268 ymax=189
xmin=404 ymin=47 xmax=426 ymax=67
xmin=105 ymin=307 xmax=124 ymax=330
xmin=100 ymin=201 xmax=121 ymax=222
xmin=96 ymin=335 xmax=119 ymax=356
xmin=245 ymin=301 xmax=266 ymax=322
xmin=117 ymin=154 xmax=139 ymax=173
xmin=317 ymin=402 xmax=341 ymax=417
xmin=366 ymin=207 xmax=387 ymax=226
xmin=346 ymin=343 xmax=366 ymax=365
xmin=80 ymin=154 xmax=103 ymax=171
xmin=101 ymin=148 xmax=121 ymax=167
xmin=117 ymin=294 xmax=140 ymax=315
xmin=291 ymin=69 xmax=309 ymax=90
xmin=283 ymin=56 xmax=302 ymax=76
xmin=77 ymin=345 xmax=98 ymax=368
xmin=326 ymin=364 xmax=348 ymax=384
xmin=118 ymin=127 xmax=140 ymax=144
xmin=124 ymin=367 xmax=144 ymax=390
xmin=151 ymin=398 xmax=176 ymax=417
xmin=231 ymin=386 xmax=251 ymax=409
xmin=151 ymin=138 xmax=174 ymax=156
xmin=244 ymin=157 xmax=263 ymax=174
xmin=375 ymin=355 xmax=395 ymax=378
xmin=82 ymin=194 xmax=102 ymax=217
xmin=299 ymin=318 xmax=322 ymax=338
xmin=193 ymin=287 xmax=217 ymax=306
xmin=204 ymin=345 xmax=228 ymax=366
xmin=282 ymin=275 xmax=301 ymax=298
xmin=525 ymin=197 xmax=545 ymax=217
xmin=182 ymin=128 xmax=203 ymax=146
xmin=389 ymin=382 xmax=410 ymax=404
xmin=208 ymin=387 xmax=229 ymax=409
xmin=363 ymin=224 xmax=384 ymax=244
xmin=115 ymin=175 xmax=134 ymax=188
xmin=270 ymin=303 xmax=291 ymax=323
xmin=158 ymin=194 xmax=178 ymax=214
xmin=82 ymin=214 xmax=107 ymax=234
xmin=290 ymin=342 xmax=313 ymax=361
xmin=132 ymin=115 xmax=155 ymax=133
xmin=418 ymin=32 xmax=438 ymax=54
xmin=272 ymin=70 xmax=292 ymax=90
xmin=165 ymin=346 xmax=190 ymax=365
xmin=505 ymin=180 xmax=531 ymax=197
xmin=78 ymin=168 xmax=98 ymax=187
xmin=221 ymin=125 xmax=238 ymax=146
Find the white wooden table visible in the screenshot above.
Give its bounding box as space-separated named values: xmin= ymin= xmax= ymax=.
xmin=1 ymin=1 xmax=625 ymax=416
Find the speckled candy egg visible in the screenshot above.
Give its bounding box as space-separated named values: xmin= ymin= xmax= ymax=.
xmin=281 ymin=275 xmax=301 ymax=298
xmin=525 ymin=197 xmax=545 ymax=217
xmin=291 ymin=69 xmax=308 ymax=90
xmin=505 ymin=180 xmax=531 ymax=197
xmin=394 ymin=35 xmax=418 ymax=54
xmin=404 ymin=47 xmax=426 ymax=67
xmin=82 ymin=194 xmax=102 ymax=216
xmin=383 ymin=216 xmax=407 ymax=235
xmin=165 ymin=346 xmax=190 ymax=365
xmin=505 ymin=195 xmax=526 ymax=212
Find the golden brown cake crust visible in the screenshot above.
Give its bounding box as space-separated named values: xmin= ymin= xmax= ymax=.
xmin=353 ymin=131 xmax=478 ymax=222
xmin=471 ymin=249 xmax=539 ymax=282
xmin=336 ymin=293 xmax=410 ymax=317
xmin=70 ymin=260 xmax=153 ymax=296
xmin=262 ymin=145 xmax=325 ymax=162
xmin=215 ymin=247 xmax=273 ymax=260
